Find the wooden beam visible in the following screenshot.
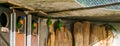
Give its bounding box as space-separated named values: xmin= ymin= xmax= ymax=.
xmin=0 ymin=0 xmax=7 ymax=3
xmin=25 ymin=11 xmax=47 ymax=15
xmin=7 ymin=1 xmax=35 ymax=11
xmin=47 ymin=2 xmax=120 ymax=13
xmin=10 ymin=7 xmax=32 ymax=11
xmin=37 ymin=15 xmax=120 ymax=23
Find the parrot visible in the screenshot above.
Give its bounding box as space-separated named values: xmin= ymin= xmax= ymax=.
xmin=104 ymin=24 xmax=117 ymax=31
xmin=32 ymin=20 xmax=38 ymax=30
xmin=56 ymin=19 xmax=63 ymax=30
xmin=46 ymin=16 xmax=52 ymax=30
xmin=108 ymin=24 xmax=117 ymax=31
xmin=47 ymin=16 xmax=52 ymax=26
xmin=32 ymin=20 xmax=38 ymax=35
xmin=17 ymin=16 xmax=25 ymax=33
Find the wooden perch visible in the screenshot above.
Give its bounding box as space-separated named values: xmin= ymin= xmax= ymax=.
xmin=47 ymin=2 xmax=120 ymax=13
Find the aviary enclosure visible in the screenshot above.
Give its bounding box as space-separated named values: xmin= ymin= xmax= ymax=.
xmin=0 ymin=0 xmax=119 ymax=46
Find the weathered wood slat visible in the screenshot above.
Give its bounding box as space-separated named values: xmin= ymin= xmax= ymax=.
xmin=47 ymin=24 xmax=55 ymax=46
xmin=74 ymin=22 xmax=83 ymax=46
xmin=83 ymin=21 xmax=90 ymax=46
xmin=97 ymin=25 xmax=102 ymax=46
xmin=107 ymin=28 xmax=114 ymax=46
xmin=55 ymin=25 xmax=72 ymax=46
xmin=64 ymin=26 xmax=72 ymax=46
xmin=55 ymin=27 xmax=64 ymax=46
xmin=101 ymin=26 xmax=107 ymax=46
xmin=0 ymin=33 xmax=9 ymax=46
xmin=90 ymin=24 xmax=100 ymax=46
xmin=39 ymin=19 xmax=49 ymax=46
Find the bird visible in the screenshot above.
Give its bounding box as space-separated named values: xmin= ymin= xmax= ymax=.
xmin=56 ymin=19 xmax=63 ymax=30
xmin=103 ymin=23 xmax=117 ymax=31
xmin=17 ymin=16 xmax=25 ymax=33
xmin=46 ymin=16 xmax=52 ymax=30
xmin=32 ymin=20 xmax=38 ymax=35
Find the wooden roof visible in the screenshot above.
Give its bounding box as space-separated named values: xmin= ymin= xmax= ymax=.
xmin=0 ymin=0 xmax=47 ymax=15
xmin=0 ymin=1 xmax=35 ymax=11
xmin=1 ymin=0 xmax=120 ymax=22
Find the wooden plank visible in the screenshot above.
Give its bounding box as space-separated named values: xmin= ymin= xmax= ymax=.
xmin=0 ymin=32 xmax=10 ymax=46
xmin=15 ymin=32 xmax=25 ymax=46
xmin=90 ymin=24 xmax=107 ymax=46
xmin=8 ymin=1 xmax=35 ymax=11
xmin=0 ymin=37 xmax=7 ymax=46
xmin=74 ymin=22 xmax=83 ymax=46
xmin=83 ymin=21 xmax=90 ymax=46
xmin=39 ymin=19 xmax=49 ymax=46
xmin=31 ymin=35 xmax=38 ymax=46
xmin=95 ymin=25 xmax=103 ymax=46
xmin=101 ymin=25 xmax=107 ymax=46
xmin=107 ymin=28 xmax=114 ymax=46
xmin=90 ymin=24 xmax=100 ymax=46
xmin=55 ymin=27 xmax=64 ymax=46
xmin=64 ymin=26 xmax=72 ymax=46
xmin=47 ymin=24 xmax=55 ymax=46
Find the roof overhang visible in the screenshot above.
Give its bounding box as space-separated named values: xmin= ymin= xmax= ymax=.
xmin=0 ymin=1 xmax=47 ymax=15
xmin=0 ymin=1 xmax=35 ymax=11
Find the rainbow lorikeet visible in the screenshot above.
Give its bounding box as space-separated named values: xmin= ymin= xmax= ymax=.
xmin=32 ymin=20 xmax=38 ymax=30
xmin=56 ymin=19 xmax=63 ymax=30
xmin=104 ymin=24 xmax=117 ymax=31
xmin=32 ymin=20 xmax=38 ymax=35
xmin=17 ymin=16 xmax=25 ymax=33
xmin=108 ymin=24 xmax=117 ymax=31
xmin=46 ymin=16 xmax=52 ymax=30
xmin=47 ymin=16 xmax=52 ymax=26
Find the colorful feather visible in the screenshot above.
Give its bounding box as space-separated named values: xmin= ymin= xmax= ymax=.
xmin=17 ymin=16 xmax=25 ymax=29
xmin=47 ymin=16 xmax=52 ymax=27
xmin=56 ymin=19 xmax=63 ymax=30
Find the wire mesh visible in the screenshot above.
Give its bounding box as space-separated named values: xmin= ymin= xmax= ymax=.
xmin=76 ymin=0 xmax=120 ymax=10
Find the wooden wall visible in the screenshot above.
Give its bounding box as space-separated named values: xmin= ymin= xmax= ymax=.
xmin=0 ymin=6 xmax=11 ymax=46
xmin=0 ymin=6 xmax=117 ymax=46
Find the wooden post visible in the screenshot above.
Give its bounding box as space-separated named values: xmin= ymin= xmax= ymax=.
xmin=39 ymin=19 xmax=49 ymax=46
xmin=10 ymin=8 xmax=16 ymax=46
xmin=26 ymin=13 xmax=32 ymax=46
